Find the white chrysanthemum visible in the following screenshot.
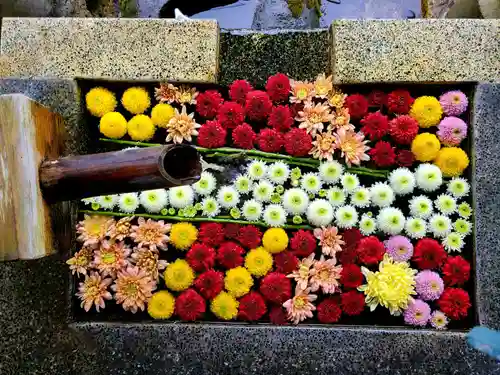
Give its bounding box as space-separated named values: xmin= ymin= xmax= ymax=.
xmin=415 ymin=163 xmax=442 ymax=192
xmin=82 ymin=197 xmax=97 ymax=205
xmin=97 ymin=194 xmax=119 ymax=210
xmin=335 ymin=205 xmax=358 ymax=229
xmin=351 ymin=187 xmax=371 ymax=208
xmin=447 ymin=177 xmax=470 ymax=198
xmin=458 ymin=202 xmax=472 ymax=218
xmin=253 ymin=180 xmax=274 ymax=202
xmin=282 ymin=188 xmax=309 ymax=215
xmin=267 ymin=162 xmax=290 ymax=185
xmin=319 ymin=161 xmax=344 ymax=184
xmin=217 ymin=186 xmax=240 ymax=208
xmin=435 ymin=194 xmax=457 ymax=215
xmin=301 ymin=173 xmax=322 ymax=194
xmin=405 ymin=217 xmax=427 ymax=239
xmin=168 ymin=186 xmax=194 ymax=209
xmin=409 ymin=195 xmax=434 ymax=219
xmin=340 ymin=173 xmax=359 ymax=193
xmin=242 ymin=199 xmax=263 ymax=221
xmin=443 ymin=232 xmax=465 ymax=253
xmin=193 ymin=171 xmax=216 ymax=196
xmin=370 ymin=182 xmax=395 ymax=207
xmin=263 ymin=204 xmax=287 ymax=227
xmin=140 ymin=189 xmax=168 ymax=213
xmin=247 ymin=160 xmax=267 ymax=180
xmin=307 ymin=199 xmax=334 ymax=227
xmin=201 ymin=197 xmax=220 ymax=217
xmin=389 ymin=168 xmax=415 ymax=195
xmin=429 ymin=214 xmax=452 ymax=238
xmin=454 ymin=218 xmax=472 ymax=237
xmin=118 ymin=193 xmax=139 ymax=213
xmin=359 ymin=214 xmax=377 ymax=235
xmin=377 ymin=207 xmax=406 ymax=235
xmin=327 ymin=187 xmax=346 ymax=207
xmin=234 ymin=174 xmax=252 ymax=194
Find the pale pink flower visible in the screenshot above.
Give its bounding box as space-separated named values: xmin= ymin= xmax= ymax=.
xmin=131 ymin=247 xmax=168 ymax=281
xmin=287 ymin=253 xmax=316 ymax=290
xmin=314 ymin=73 xmax=333 ymax=99
xmin=76 ymin=214 xmax=115 ymax=248
xmin=309 ymin=255 xmax=342 ymax=294
xmin=334 ymin=128 xmax=370 ymax=167
xmin=130 ymin=217 xmax=171 ymax=251
xmin=296 ymin=101 xmax=333 ymax=137
xmin=289 ymin=80 xmax=314 ymax=104
xmin=111 ymin=266 xmax=157 ymax=313
xmin=107 ymin=216 xmax=134 ymax=241
xmin=328 ymin=107 xmax=355 ymax=132
xmin=283 ymin=285 xmax=317 ymax=324
xmin=66 ymin=247 xmax=94 ymax=276
xmin=155 ymin=83 xmax=179 ymax=104
xmin=76 ymin=272 xmax=113 ymax=312
xmin=313 ymin=226 xmax=345 ymax=258
xmin=93 ymin=240 xmax=131 ymax=277
xmin=166 ymin=105 xmax=201 ymax=144
xmin=310 ymin=132 xmax=337 ymax=161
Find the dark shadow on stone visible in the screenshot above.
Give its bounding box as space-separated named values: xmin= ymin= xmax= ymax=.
xmin=159 ymin=0 xmax=238 ymax=17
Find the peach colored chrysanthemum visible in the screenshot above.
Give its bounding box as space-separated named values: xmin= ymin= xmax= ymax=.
xmin=328 ymin=107 xmax=355 ymax=132
xmin=107 ymin=216 xmax=134 ymax=241
xmin=166 ymin=105 xmax=201 ymax=144
xmin=111 ymin=266 xmax=157 ymax=313
xmin=155 ymin=83 xmax=179 ymax=104
xmin=313 ymin=226 xmax=345 ymax=258
xmin=176 ymin=85 xmax=198 ymax=105
xmin=296 ymin=101 xmax=333 ymax=136
xmin=327 ymin=88 xmax=347 ymax=109
xmin=289 ymin=80 xmax=314 ymax=104
xmin=130 ymin=217 xmax=171 ymax=251
xmin=76 ymin=271 xmax=113 ymax=312
xmin=131 ymin=247 xmax=168 ymax=281
xmin=93 ymin=240 xmax=131 ymax=277
xmin=309 ymin=255 xmax=342 ymax=294
xmin=334 ymin=128 xmax=370 ymax=166
xmin=314 ymin=73 xmax=333 ymax=99
xmin=283 ymin=285 xmax=317 ymax=324
xmin=67 ymin=247 xmax=93 ymax=276
xmin=310 ymin=132 xmax=337 ymax=161
xmin=287 ymin=253 xmax=316 ymax=290
xmin=76 ymin=215 xmax=115 ymax=248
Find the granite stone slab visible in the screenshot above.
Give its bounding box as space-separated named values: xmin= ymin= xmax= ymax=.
xmin=0 ymin=18 xmax=219 ymax=82
xmin=330 ymin=19 xmax=500 ymax=83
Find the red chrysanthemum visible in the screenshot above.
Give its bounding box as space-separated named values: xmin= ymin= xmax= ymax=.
xmin=412 ymin=238 xmax=447 ymax=270
xmin=269 ymin=306 xmax=288 ymax=325
xmin=369 ymin=141 xmax=396 ymax=168
xmin=229 ymin=79 xmax=253 ymax=105
xmin=367 ymin=90 xmax=387 ymax=108
xmin=289 ymin=230 xmax=316 ymax=257
xmin=259 ymin=272 xmax=292 ymax=304
xmin=232 ymin=123 xmax=256 ymax=149
xmin=175 ymin=289 xmax=206 ymax=321
xmin=340 ymin=264 xmax=363 ymax=289
xmin=345 ymin=94 xmax=368 ymax=120
xmin=338 ymin=228 xmax=362 ymax=264
xmin=265 ymin=73 xmax=291 ymax=102
xmin=317 ymin=297 xmax=342 ymax=324
xmin=258 ymin=128 xmax=284 ymax=153
xmin=396 ymin=149 xmax=415 ymax=167
xmin=198 ymin=222 xmax=225 ymax=247
xmin=442 ymin=256 xmax=471 ymax=286
xmin=186 ymin=243 xmax=216 ymax=272
xmin=197 ymin=120 xmax=227 ymax=148
xmin=196 ymin=90 xmax=224 ymax=119
xmin=238 ymin=291 xmax=267 ymax=321
xmin=268 ymin=105 xmax=294 ymax=132
xmin=217 ymin=241 xmax=245 ymax=269
xmin=274 ymin=251 xmax=299 ymax=274
xmin=387 ymin=89 xmax=414 ymax=114
xmin=237 ymin=225 xmax=262 ymax=249
xmin=224 ymin=223 xmax=241 ymax=240
xmin=437 ymin=288 xmax=471 ymax=320
xmin=341 ymin=291 xmax=365 ymax=316
xmin=284 ymin=128 xmax=313 ymax=157
xmin=360 ymin=111 xmax=389 ymax=140
xmin=217 ymin=101 xmax=245 ymax=129
xmin=245 ymin=90 xmax=273 ymax=121
xmin=389 ymin=115 xmax=419 ymax=145
xmin=194 ymin=270 xmax=224 ymax=300
xmin=356 ymin=236 xmax=385 ymax=266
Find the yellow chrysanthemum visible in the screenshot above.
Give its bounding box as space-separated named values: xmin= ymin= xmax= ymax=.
xmin=169 ymin=222 xmax=198 ymax=250
xmin=262 ymin=228 xmax=288 ymax=254
xmin=224 ymin=267 xmax=253 ymax=298
xmin=151 ymin=103 xmax=175 ymax=128
xmin=358 ymin=254 xmax=417 ymax=316
xmin=127 ymin=115 xmax=156 ymax=141
xmin=434 ymin=147 xmax=469 ymax=177
xmin=164 ymin=259 xmax=195 ymax=291
xmin=411 ymin=132 xmax=441 ymax=162
xmin=99 ymin=112 xmax=127 ymax=139
xmin=409 ymin=96 xmax=443 ymax=128
xmin=210 ymin=292 xmax=239 ymax=320
xmin=245 ymin=247 xmax=273 ymax=277
xmin=147 ymin=290 xmax=175 ymax=319
xmin=86 ymin=87 xmax=117 ymax=117
xmin=121 ymin=87 xmax=151 ymax=114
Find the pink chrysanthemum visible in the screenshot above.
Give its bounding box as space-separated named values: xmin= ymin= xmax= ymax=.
xmin=308 ymin=255 xmax=342 ymax=294
xmin=129 ymin=217 xmax=171 ymax=251
xmin=439 ymin=90 xmax=468 ymax=116
xmin=415 ymin=270 xmax=444 ymax=301
xmin=76 ymin=214 xmax=115 ymax=248
xmin=403 ymin=299 xmax=431 ymax=327
xmin=106 ymin=217 xmax=134 ymax=241
xmin=384 ymin=235 xmax=413 ymax=262
xmin=93 ymin=240 xmax=131 ymax=277
xmin=67 ymin=247 xmax=93 ymax=276
xmin=76 ymin=271 xmax=113 ymax=312
xmin=436 ymin=116 xmax=468 ymax=146
xmin=111 ymin=266 xmax=157 ymax=313
xmin=130 ymin=247 xmax=168 ymax=282
xmin=287 ymin=253 xmax=315 ymax=290
xmin=283 ymin=285 xmax=317 ymax=324
xmin=335 ymin=128 xmax=370 ymax=167
xmin=313 ymin=226 xmax=345 ymax=259
xmin=430 ymin=310 xmax=449 ymax=330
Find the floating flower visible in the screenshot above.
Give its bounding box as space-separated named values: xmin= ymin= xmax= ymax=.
xmin=282 ymin=188 xmax=309 ymax=215
xmin=217 ymin=241 xmax=245 ymax=269
xmin=166 ymin=105 xmax=200 ymax=144
xmin=439 ymin=90 xmax=468 ymax=116
xmin=284 ymin=128 xmax=313 ymax=157
xmin=237 ymin=226 xmax=262 ymax=249
xmin=258 ymin=128 xmax=284 ymax=152
xmin=196 ymin=90 xmax=223 ymax=118
xmin=314 ymin=73 xmax=333 ymax=98
xmin=447 ymin=178 xmax=470 ymax=198
xmin=76 ymin=272 xmax=113 ymax=312
xmin=296 ymin=102 xmax=332 ymax=136
xmin=319 ymin=161 xmax=343 ymax=184
xmin=335 ymin=205 xmax=358 ymax=229
xmin=194 ymin=270 xmax=224 ymax=300
xmin=415 ymin=270 xmax=444 ymax=301
xmin=384 ymin=235 xmax=413 ymax=262
xmin=289 ymin=230 xmax=315 ymax=257
xmin=359 ymin=214 xmax=377 ymax=236
xmin=377 ymin=207 xmax=405 ymax=235
xmin=147 ymin=290 xmax=175 ymax=319
xmin=176 ymin=85 xmax=198 ymax=105
xmin=193 ymin=171 xmax=217 ymax=196
xmin=217 ymin=101 xmax=245 ymax=129
xmin=245 ymin=90 xmax=273 ymax=121
xmin=443 ymin=232 xmax=464 ymax=253
xmin=411 ymin=132 xmax=441 ymax=162
xmin=301 ymin=172 xmax=322 ymax=194
xmin=283 ymin=286 xmax=317 ymax=324
xmin=307 ymin=199 xmax=335 ymax=227
xmin=345 ymin=94 xmax=368 ymax=119
xmin=262 ymin=228 xmax=289 ymax=254
xmin=99 ymin=112 xmax=127 ymax=139
xmin=437 ymin=288 xmax=470 ymax=320
xmin=341 ymin=264 xmax=363 ymax=289
xmin=241 ymin=199 xmax=263 ymax=221
xmin=229 ymin=79 xmax=253 ymax=104
xmin=458 ymin=202 xmax=472 ymax=219
xmin=405 ymin=217 xmax=427 ymax=239
xmin=201 ymin=197 xmax=220 ymax=218
xmin=122 ymin=87 xmax=150 ymax=115
xmin=389 ymin=168 xmax=415 ymax=195
xmin=442 ymin=256 xmax=470 ymax=286
xmin=164 ymin=259 xmax=195 ymax=291
xmin=389 ymin=115 xmax=419 ymax=145
xmin=314 ymin=226 xmax=344 ymax=258
xmin=197 ymin=120 xmax=227 ymax=148
xmin=369 ymin=141 xmax=396 ymax=168
xmin=76 ymin=215 xmax=115 ymax=248
xmin=176 ymin=289 xmax=205 ymax=321
xmin=169 ymin=222 xmax=198 ymax=250
xmin=327 ymin=187 xmax=346 ymax=207
xmin=409 ymin=195 xmax=434 ymax=219
xmin=434 ymin=147 xmax=469 ymax=177
xmin=310 ymin=132 xmax=337 ymax=161
xmin=86 ymin=87 xmax=117 ymax=117
xmin=112 ymin=266 xmax=156 ymax=313
xmin=357 ymin=236 xmax=385 ymax=266
xmin=274 ymin=252 xmax=299 ymax=274
xmin=289 ymin=80 xmax=314 ymax=103
xmin=412 ymin=238 xmax=447 ymax=270
xmin=454 ymin=218 xmax=471 ymax=237
xmin=360 ymin=111 xmax=389 ymax=140
xmin=67 ymin=247 xmax=93 ymax=276
xmin=266 ymin=73 xmax=291 ymax=102
xmin=118 ymin=193 xmax=139 ymax=214
xmin=139 ymin=189 xmax=168 ymax=213
xmin=238 ymin=292 xmax=267 ymax=321
xmin=309 ymin=255 xmax=342 ymax=294
xmin=403 ymin=299 xmax=431 ymax=327
xmin=415 ymin=164 xmax=443 ymax=192
xmin=225 ymin=266 xmax=253 ymax=298
xmin=435 ymin=194 xmax=457 ymax=215
xmin=151 ymin=103 xmax=175 ymax=128
xmin=437 ymin=117 xmax=467 ymax=146
xmin=397 ymin=149 xmax=416 ymax=167
xmin=317 ymin=298 xmax=342 ymax=324
xmin=370 ymin=182 xmax=395 ymax=207
xmin=186 ymin=243 xmax=216 ymax=272
xmin=430 ymin=310 xmax=449 ymax=330
xmin=211 ymin=292 xmax=239 ymax=320
xmin=263 ymin=204 xmax=287 ymax=227
xmin=387 ymin=89 xmax=414 ymax=114
xmin=155 ymin=83 xmax=179 ymax=104
xmin=217 ymin=186 xmax=240 ymax=208
xmin=245 ymin=247 xmax=273 ymax=277
xmin=429 ymin=214 xmax=452 ymax=238
xmin=410 ymin=96 xmax=443 ymax=128
xmin=341 ymin=290 xmax=365 ymax=316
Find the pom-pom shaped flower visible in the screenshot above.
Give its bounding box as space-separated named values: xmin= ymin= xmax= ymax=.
xmin=258 ymin=128 xmax=284 ymax=152
xmin=335 ymin=128 xmax=370 ymax=167
xmin=99 ymin=112 xmax=127 ymax=139
xmin=327 ymin=187 xmax=346 ymax=207
xmin=437 ymin=287 xmax=470 ymax=320
xmin=454 ymin=218 xmax=472 ymax=237
xmin=283 ymin=285 xmax=317 ymax=324
xmin=139 ymin=189 xmax=168 ymax=213
xmin=97 ymin=194 xmax=118 ymax=210
xmin=360 ymin=111 xmax=389 ymax=140
xmin=284 ymin=128 xmax=313 ymax=157
xmin=377 ymin=207 xmax=405 ymax=235
xmin=443 ymin=232 xmax=464 ymax=253
xmin=415 ymin=270 xmax=444 ymax=301
xmin=316 ymin=297 xmax=342 ymax=324
xmin=430 ymin=310 xmax=449 ymax=330
xmin=241 ymin=199 xmax=263 ymax=221
xmin=211 ymin=292 xmax=239 ymax=320
xmin=289 ymin=230 xmax=316 ymax=257
xmin=289 ymin=80 xmax=314 ymax=103
xmin=369 ymin=141 xmax=396 ymax=168
xmin=118 ymin=193 xmax=139 ymax=213
xmin=127 ymin=115 xmax=155 ymax=141
xmin=196 ymin=90 xmax=223 ymax=118
xmin=387 ymin=89 xmax=414 ymax=114
xmin=232 ymin=123 xmax=256 ymax=149
xmin=252 ymin=180 xmax=274 ymax=202
xmin=238 ymin=225 xmax=262 ymax=249
xmin=307 ymin=199 xmax=335 ymax=227
xmin=267 ymin=162 xmax=290 ymax=185
xmin=247 ymin=160 xmax=267 ymax=180
xmin=266 ymin=73 xmax=291 ymax=102
xmin=76 ymin=214 xmax=114 ymax=248
xmin=458 ymin=202 xmax=472 ymax=219
xmin=314 ymin=226 xmax=345 ymax=258
xmin=411 ymin=132 xmax=441 ymax=162
xmin=350 ymin=188 xmax=371 ymax=208
xmin=197 ymin=120 xmax=227 ymax=148
xmin=335 ymin=205 xmax=358 ymax=229
xmin=268 ymin=105 xmax=293 ymax=132
xmin=389 ymin=168 xmax=415 ymax=195
xmin=339 ymin=228 xmax=362 ymax=264
xmin=397 ymin=149 xmax=416 ymax=167
xmin=439 ymin=90 xmax=468 ymax=116
xmin=148 ymin=290 xmax=175 ymax=319
xmin=340 ymin=173 xmax=359 ymax=193
xmin=319 ymin=161 xmax=343 ymax=184
xmin=309 ymin=255 xmax=342 ymax=294
xmin=193 ymin=171 xmax=216 ymax=196
xmin=229 ymin=79 xmax=253 ymax=104
xmin=415 ymin=164 xmax=443 ymax=192
xmin=245 ymin=90 xmax=273 ymax=121
xmin=357 ymin=236 xmax=385 ymax=266
xmin=435 ymin=194 xmax=457 ymax=215
xmin=112 ymin=266 xmax=156 ymax=313
xmin=263 ymin=204 xmax=287 ymax=227
xmin=370 ymin=182 xmax=395 ymax=207
xmin=341 ymin=290 xmax=365 ymax=316
xmin=403 ymin=299 xmax=431 ymax=327
xmin=447 ymin=178 xmax=470 ymax=198
xmin=313 ymin=73 xmax=333 ymax=99
xmin=442 ymin=256 xmax=470 ymax=286
xmin=389 ymin=115 xmax=419 ymax=145
xmin=296 ymin=102 xmax=332 ymax=136
xmin=194 ymin=270 xmax=224 ymax=300
xmin=186 ymin=244 xmax=216 ymax=272
xmin=122 ymin=87 xmax=150 ymax=115
xmin=166 ymin=105 xmax=201 ymax=144
xmin=76 ymin=272 xmax=113 ymax=312
xmin=260 ymin=272 xmax=292 ymax=304
xmin=233 ymin=174 xmax=252 ymax=195
xmin=412 ymin=238 xmax=447 ymax=270
xmin=345 ymin=94 xmax=368 ymax=119
xmin=217 ymin=101 xmax=245 ymax=129
xmin=367 ymin=90 xmax=386 ymax=108
xmin=225 ymin=266 xmax=254 ymax=298
xmin=434 ymin=147 xmax=469 ymax=177
xmin=86 ymin=87 xmax=117 ymax=117
xmin=274 ymin=251 xmax=299 ymax=274
xmin=429 ymin=214 xmax=452 ymax=238
xmin=151 ymin=103 xmax=175 ymax=128
xmin=437 ymin=117 xmax=467 ymax=146
xmin=405 ymin=217 xmax=427 ymax=239
xmin=282 ymin=188 xmax=309 ymax=215
xmin=164 ymin=259 xmax=195 ymax=291
xmin=217 ymin=186 xmax=240 ymax=208
xmin=341 ymin=263 xmax=363 ymax=289
xmin=176 ymin=289 xmax=206 ymax=321
xmin=384 ymin=235 xmax=413 ymax=262
xmin=238 ymin=291 xmax=267 ymax=321
xmin=300 ymin=173 xmax=322 ymax=194
xmin=410 ymin=96 xmax=443 ymax=128
xmin=409 ymin=195 xmax=434 ymax=219
xmin=245 ymin=247 xmax=273 ymax=277
xmin=217 ymin=241 xmax=245 ymax=269
xmin=224 ymin=223 xmax=241 ymax=240
xmin=261 ymin=227 xmax=288 ymax=255
xmin=169 ymin=222 xmax=198 ymax=250
xmin=359 ymin=214 xmax=377 ymax=236
xmin=198 ymin=222 xmax=224 ymax=247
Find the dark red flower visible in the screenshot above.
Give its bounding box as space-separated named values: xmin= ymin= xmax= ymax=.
xmin=196 ymin=90 xmax=223 ymax=119
xmin=396 ymin=149 xmax=415 ymax=167
xmin=245 ymin=90 xmax=273 ymax=121
xmin=284 ymin=128 xmax=313 ymax=156
xmin=268 ymin=105 xmax=294 ymax=132
xmin=340 ymin=264 xmax=363 ymax=289
xmin=412 ymin=238 xmax=447 ymax=270
xmin=198 ymin=222 xmax=225 ymax=247
xmin=389 ymin=115 xmax=419 ymax=145
xmin=269 ymin=306 xmax=288 ymax=325
xmin=229 ymin=79 xmax=253 ymax=105
xmin=238 ymin=292 xmax=267 ymax=321
xmin=360 ymin=111 xmax=389 ymax=140
xmin=345 ymin=94 xmax=368 ymax=119
xmin=260 ymin=272 xmax=292 ymax=304
xmin=217 ymin=101 xmax=245 ymax=129
xmin=338 ymin=228 xmax=362 ymax=264
xmin=186 ymin=243 xmax=216 ymax=272
xmin=369 ymin=141 xmax=396 ymax=168
xmin=367 ymin=90 xmax=386 ymax=108
xmin=341 ymin=291 xmax=365 ymax=316
xmin=356 ymin=236 xmax=385 ymax=266
xmin=274 ymin=251 xmax=299 ymax=274
xmin=175 ymin=289 xmax=206 ymax=321
xmin=442 ymin=256 xmax=471 ymax=286
xmin=232 ymin=123 xmax=256 ymax=149
xmin=258 ymin=128 xmax=284 ymax=153
xmin=387 ymin=89 xmax=414 ymax=114
xmin=217 ymin=241 xmax=245 ymax=269
xmin=437 ymin=288 xmax=470 ymax=320
xmin=237 ymin=225 xmax=262 ymax=249
xmin=265 ymin=73 xmax=291 ymax=102
xmin=317 ymin=297 xmax=342 ymax=324
xmin=197 ymin=120 xmax=227 ymax=148
xmin=289 ymin=230 xmax=316 ymax=257
xmin=194 ymin=270 xmax=224 ymax=300
xmin=224 ymin=223 xmax=241 ymax=240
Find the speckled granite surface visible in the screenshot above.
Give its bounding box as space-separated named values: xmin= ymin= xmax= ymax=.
xmin=0 ymin=18 xmax=219 ymax=82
